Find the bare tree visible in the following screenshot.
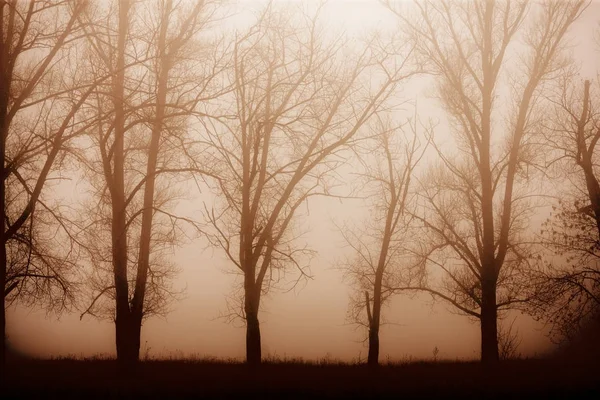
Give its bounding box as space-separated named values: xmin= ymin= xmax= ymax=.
xmin=341 ymin=114 xmax=428 ymax=366
xmin=77 ymin=0 xmax=224 ymax=364
xmin=0 ymin=0 xmax=95 ymax=366
xmin=383 ymin=0 xmax=588 ymax=364
xmin=534 ymin=76 xmax=600 ymax=341
xmin=201 ymin=4 xmax=413 ymax=365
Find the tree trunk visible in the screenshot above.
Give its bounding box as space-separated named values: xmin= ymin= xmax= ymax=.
xmin=244 ymin=282 xmax=261 ymax=366
xmin=112 ymin=204 xmax=131 ymax=365
xmin=480 ymin=277 xmax=499 ymax=364
xmin=129 ymin=312 xmax=142 ymax=362
xmin=478 ymin=0 xmax=498 ymax=367
xmin=0 ymin=242 xmax=6 ymax=369
xmin=1 ymin=49 xmax=9 ymax=369
xmin=367 ymin=327 xmax=380 ymax=367
xmin=245 ymin=311 xmax=261 ymax=366
xmin=115 ymin=312 xmax=142 ymax=365
xmin=111 ymin=0 xmax=131 ymax=366
xmin=368 ymin=275 xmax=383 ymax=367
xmin=129 ymin=0 xmax=170 ymax=357
xmin=1 ymin=128 xmax=5 ymax=369
xmin=115 ymin=312 xmax=129 ymax=363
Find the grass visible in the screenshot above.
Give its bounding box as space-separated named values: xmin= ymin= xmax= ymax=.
xmin=2 ymin=354 xmax=600 ymax=399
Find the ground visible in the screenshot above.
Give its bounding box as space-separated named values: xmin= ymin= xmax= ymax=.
xmin=2 ymin=357 xmax=599 ymax=399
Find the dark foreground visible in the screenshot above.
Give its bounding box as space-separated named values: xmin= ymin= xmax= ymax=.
xmin=2 ymin=357 xmax=599 ymax=399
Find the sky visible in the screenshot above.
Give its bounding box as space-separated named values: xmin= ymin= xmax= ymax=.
xmin=6 ymin=0 xmax=600 ymax=362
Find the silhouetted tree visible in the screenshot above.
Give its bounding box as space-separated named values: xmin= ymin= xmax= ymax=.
xmin=0 ymin=0 xmax=92 ymax=366
xmin=202 ymin=4 xmax=413 ymax=365
xmin=342 ymin=114 xmax=428 ymax=366
xmin=535 ymin=76 xmax=600 ymax=341
xmin=384 ymin=0 xmax=588 ymax=364
xmin=78 ymin=0 xmax=224 ymax=364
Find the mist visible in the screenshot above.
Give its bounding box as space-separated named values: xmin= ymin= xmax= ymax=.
xmin=2 ymin=0 xmax=600 ymax=397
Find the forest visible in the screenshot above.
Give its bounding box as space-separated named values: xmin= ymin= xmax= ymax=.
xmin=2 ymin=0 xmax=600 ymax=397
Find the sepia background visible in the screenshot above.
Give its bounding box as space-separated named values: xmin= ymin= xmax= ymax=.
xmin=6 ymin=0 xmax=600 ymax=362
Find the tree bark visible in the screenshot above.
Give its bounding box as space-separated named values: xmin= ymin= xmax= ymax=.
xmin=367 ymin=326 xmax=380 ymax=367
xmin=368 ymin=275 xmax=383 ymax=367
xmin=479 ymin=1 xmax=500 ymax=366
xmin=244 ymin=283 xmax=261 ymax=366
xmin=112 ymin=0 xmax=133 ymax=365
xmin=129 ymin=0 xmax=171 ymax=367
xmin=129 ymin=312 xmax=142 ymax=362
xmin=480 ymin=275 xmax=499 ymax=364
xmin=245 ymin=312 xmax=261 ymax=366
xmin=115 ymin=312 xmax=142 ymax=365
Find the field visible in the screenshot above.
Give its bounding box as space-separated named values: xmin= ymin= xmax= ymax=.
xmin=2 ymin=356 xmax=600 ymax=399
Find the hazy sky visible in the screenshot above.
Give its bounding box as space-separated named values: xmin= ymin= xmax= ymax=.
xmin=7 ymin=0 xmax=600 ymax=362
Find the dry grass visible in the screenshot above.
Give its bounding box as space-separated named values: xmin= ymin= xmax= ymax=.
xmin=2 ymin=355 xmax=599 ymax=399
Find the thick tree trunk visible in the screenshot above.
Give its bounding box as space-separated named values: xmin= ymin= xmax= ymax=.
xmin=113 ymin=231 xmax=132 ymax=365
xmin=244 ymin=282 xmax=261 ymax=366
xmin=367 ymin=327 xmax=380 ymax=367
xmin=115 ymin=312 xmax=142 ymax=365
xmin=245 ymin=310 xmax=261 ymax=366
xmin=129 ymin=312 xmax=142 ymax=362
xmin=480 ymin=277 xmax=499 ymax=364
xmin=116 ymin=312 xmax=133 ymax=363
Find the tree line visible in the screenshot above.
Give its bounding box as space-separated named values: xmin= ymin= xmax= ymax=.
xmin=1 ymin=0 xmax=598 ymax=370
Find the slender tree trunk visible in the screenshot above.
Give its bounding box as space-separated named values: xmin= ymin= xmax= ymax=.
xmin=478 ymin=1 xmax=500 ymax=366
xmin=113 ymin=219 xmax=131 ymax=366
xmin=480 ymin=274 xmax=499 ymax=364
xmin=368 ymin=178 xmax=395 ymax=367
xmin=368 ymin=274 xmax=383 ymax=367
xmin=241 ymin=109 xmax=261 ymax=365
xmin=365 ymin=131 xmax=413 ymax=368
xmin=112 ymin=0 xmax=132 ymax=365
xmin=129 ymin=0 xmax=171 ymax=364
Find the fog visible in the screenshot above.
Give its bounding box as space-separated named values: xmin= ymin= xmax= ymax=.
xmin=5 ymin=0 xmax=600 ymax=363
